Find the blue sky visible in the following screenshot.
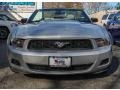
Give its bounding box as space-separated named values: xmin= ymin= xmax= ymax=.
xmin=108 ymin=2 xmax=117 ymax=7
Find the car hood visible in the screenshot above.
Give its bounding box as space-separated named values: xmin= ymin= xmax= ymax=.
xmin=15 ymin=20 xmax=106 ymax=39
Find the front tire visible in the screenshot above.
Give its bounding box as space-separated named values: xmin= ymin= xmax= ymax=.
xmin=0 ymin=27 xmax=10 ymax=39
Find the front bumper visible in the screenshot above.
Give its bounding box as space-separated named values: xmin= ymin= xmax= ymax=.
xmin=8 ymin=46 xmax=112 ymax=75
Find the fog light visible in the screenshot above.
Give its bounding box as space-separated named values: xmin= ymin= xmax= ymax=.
xmin=11 ymin=59 xmax=21 ymax=66
xmin=100 ymin=58 xmax=109 ymax=65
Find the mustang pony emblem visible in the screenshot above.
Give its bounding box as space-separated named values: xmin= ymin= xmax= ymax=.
xmin=54 ymin=41 xmax=70 ymax=48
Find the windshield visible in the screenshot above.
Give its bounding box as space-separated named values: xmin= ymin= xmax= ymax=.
xmin=108 ymin=14 xmax=115 ymax=19
xmin=102 ymin=14 xmax=108 ymax=20
xmin=28 ymin=9 xmax=91 ymax=23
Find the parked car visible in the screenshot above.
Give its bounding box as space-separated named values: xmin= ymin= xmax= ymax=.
xmin=101 ymin=13 xmax=115 ymax=29
xmin=107 ymin=11 xmax=120 ymax=43
xmin=7 ymin=9 xmax=112 ymax=75
xmin=0 ymin=13 xmax=18 ymax=39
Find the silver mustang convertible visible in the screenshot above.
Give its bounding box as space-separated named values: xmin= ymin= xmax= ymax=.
xmin=7 ymin=9 xmax=113 ymax=75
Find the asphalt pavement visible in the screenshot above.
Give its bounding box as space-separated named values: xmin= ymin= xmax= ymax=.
xmin=0 ymin=40 xmax=120 ymax=89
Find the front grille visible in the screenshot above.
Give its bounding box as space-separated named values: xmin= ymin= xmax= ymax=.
xmin=27 ymin=64 xmax=92 ymax=71
xmin=28 ymin=39 xmax=93 ymax=50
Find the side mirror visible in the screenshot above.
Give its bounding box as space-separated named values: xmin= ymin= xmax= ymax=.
xmin=21 ymin=18 xmax=27 ymax=24
xmin=91 ymin=18 xmax=98 ymax=22
xmin=114 ymin=16 xmax=117 ymax=21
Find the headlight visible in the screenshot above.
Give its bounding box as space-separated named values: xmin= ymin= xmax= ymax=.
xmin=95 ymin=38 xmax=110 ymax=47
xmin=10 ymin=38 xmax=25 ymax=48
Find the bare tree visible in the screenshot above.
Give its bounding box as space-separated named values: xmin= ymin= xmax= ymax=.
xmin=83 ymin=2 xmax=111 ymax=14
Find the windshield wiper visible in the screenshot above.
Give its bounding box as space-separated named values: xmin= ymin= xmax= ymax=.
xmin=74 ymin=18 xmax=91 ymax=23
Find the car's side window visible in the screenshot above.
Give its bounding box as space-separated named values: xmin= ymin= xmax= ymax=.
xmin=108 ymin=14 xmax=114 ymax=20
xmin=102 ymin=14 xmax=108 ymax=20
xmin=0 ymin=14 xmax=15 ymax=21
xmin=0 ymin=17 xmax=4 ymax=21
xmin=2 ymin=16 xmax=8 ymax=20
xmin=0 ymin=14 xmax=9 ymax=20
xmin=0 ymin=14 xmax=3 ymax=20
xmin=32 ymin=11 xmax=42 ymax=21
xmin=115 ymin=13 xmax=120 ymax=21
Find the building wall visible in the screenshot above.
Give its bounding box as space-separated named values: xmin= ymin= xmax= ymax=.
xmin=17 ymin=2 xmax=42 ymax=19
xmin=43 ymin=2 xmax=83 ymax=9
xmin=0 ymin=2 xmax=42 ymax=19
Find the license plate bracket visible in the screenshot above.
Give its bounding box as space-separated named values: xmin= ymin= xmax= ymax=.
xmin=49 ymin=56 xmax=71 ymax=67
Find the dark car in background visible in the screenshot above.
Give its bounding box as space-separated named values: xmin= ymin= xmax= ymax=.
xmin=107 ymin=11 xmax=120 ymax=43
xmin=101 ymin=13 xmax=115 ymax=29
